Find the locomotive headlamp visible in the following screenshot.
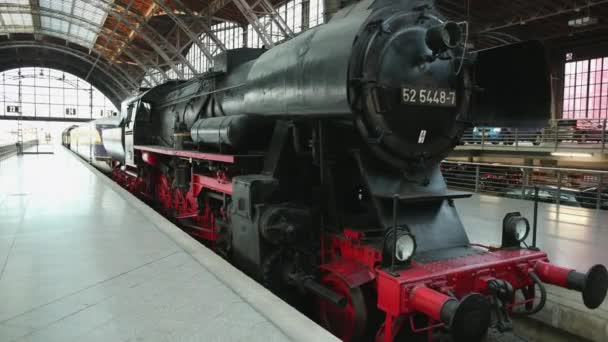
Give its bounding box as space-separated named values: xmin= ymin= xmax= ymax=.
xmin=384 ymin=228 xmax=417 ymax=264
xmin=395 ymin=234 xmax=416 ymax=262
xmin=502 ymin=212 xmax=530 ymax=248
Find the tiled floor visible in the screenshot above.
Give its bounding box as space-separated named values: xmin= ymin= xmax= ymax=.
xmin=1 ymin=148 xmax=606 ymax=341
xmin=0 ymin=149 xmax=334 ymax=342
xmin=457 ymin=193 xmax=608 ymax=271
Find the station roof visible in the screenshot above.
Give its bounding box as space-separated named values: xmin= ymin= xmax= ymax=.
xmin=437 ymin=0 xmax=608 ymax=52
xmin=0 ymin=0 xmax=607 ymax=107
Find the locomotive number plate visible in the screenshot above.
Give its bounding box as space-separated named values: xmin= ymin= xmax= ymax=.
xmin=401 ymin=87 xmax=457 ymax=107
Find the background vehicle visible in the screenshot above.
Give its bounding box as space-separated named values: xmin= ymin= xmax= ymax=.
xmin=503 ymin=186 xmax=581 ymax=207
xmin=575 ymin=187 xmax=608 ymax=209
xmin=470 ymin=127 xmax=542 ymax=145
xmin=543 ymin=119 xmax=605 ymax=143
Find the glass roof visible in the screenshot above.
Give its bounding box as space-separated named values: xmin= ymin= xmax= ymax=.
xmin=0 ymin=0 xmax=112 ymax=48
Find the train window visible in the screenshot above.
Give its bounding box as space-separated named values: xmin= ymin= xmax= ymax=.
xmin=125 ymin=103 xmax=134 ymax=122
xmin=137 ymin=102 xmax=152 ymax=122
xmin=238 ymin=198 xmax=247 ymax=212
xmin=125 ymin=102 xmax=138 ymax=129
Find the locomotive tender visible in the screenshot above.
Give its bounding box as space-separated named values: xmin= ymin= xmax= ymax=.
xmin=64 ymin=0 xmax=608 ymax=341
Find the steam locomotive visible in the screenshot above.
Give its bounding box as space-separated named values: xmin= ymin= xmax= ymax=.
xmin=63 ymin=0 xmax=607 ymax=341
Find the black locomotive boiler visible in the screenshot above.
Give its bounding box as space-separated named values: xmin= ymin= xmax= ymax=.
xmin=64 ymin=0 xmax=607 ymax=341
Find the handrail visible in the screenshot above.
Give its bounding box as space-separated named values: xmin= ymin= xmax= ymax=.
xmin=442 ymin=160 xmax=608 ymax=175
xmin=459 ymin=118 xmax=608 ymax=154
xmin=441 ymin=160 xmax=607 ymax=211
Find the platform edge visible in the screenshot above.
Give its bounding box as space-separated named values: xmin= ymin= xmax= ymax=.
xmin=66 ymin=148 xmax=340 ymax=342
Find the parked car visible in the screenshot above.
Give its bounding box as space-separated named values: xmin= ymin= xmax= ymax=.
xmin=471 ymin=127 xmax=542 ymax=145
xmin=440 ymin=163 xmax=477 ymax=189
xmin=479 ymin=166 xmax=522 ymax=192
xmin=502 ymin=187 xmax=581 ymax=207
xmin=575 ymin=187 xmax=608 ymax=209
xmin=543 ymin=119 xmax=605 ymax=143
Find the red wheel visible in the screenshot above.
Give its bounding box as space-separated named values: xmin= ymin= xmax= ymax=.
xmin=317 ymin=274 xmax=367 ymax=342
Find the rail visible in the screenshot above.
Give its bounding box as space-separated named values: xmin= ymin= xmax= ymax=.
xmin=0 ymin=142 xmax=18 ymax=161
xmin=458 ymin=118 xmax=608 ymax=154
xmin=441 ymin=160 xmax=608 ymax=211
xmin=0 ymin=140 xmax=39 ymax=162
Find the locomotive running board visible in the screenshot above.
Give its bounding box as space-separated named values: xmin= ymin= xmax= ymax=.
xmin=134 ymin=145 xmax=261 ymax=163
xmin=381 ymin=191 xmax=471 ymax=203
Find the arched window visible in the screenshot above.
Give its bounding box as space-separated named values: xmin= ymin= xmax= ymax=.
xmin=0 ymin=67 xmax=118 ymax=120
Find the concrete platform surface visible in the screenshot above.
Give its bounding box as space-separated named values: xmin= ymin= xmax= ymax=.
xmin=0 ymin=149 xmax=338 ymax=342
xmin=458 ymin=194 xmax=608 ymax=341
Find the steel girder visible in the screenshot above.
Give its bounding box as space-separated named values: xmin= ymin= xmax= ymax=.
xmin=0 ymin=8 xmax=7 ymax=36
xmin=102 ymin=4 xmax=170 ymax=83
xmin=153 ymin=0 xmax=214 ymax=64
xmin=86 ymin=0 xmax=155 ymax=87
xmin=0 ymin=41 xmax=130 ymax=104
xmin=232 ymin=0 xmax=294 ymax=48
xmin=0 ymin=28 xmax=142 ymax=92
xmin=79 ymin=0 xmax=193 ymax=78
xmin=163 ymin=0 xmax=227 ymax=52
xmin=478 ymin=0 xmax=608 ymax=34
xmin=0 ymin=3 xmax=155 ymax=87
xmin=2 ymin=0 xmax=300 ymax=86
xmin=0 ymin=41 xmax=130 ymax=95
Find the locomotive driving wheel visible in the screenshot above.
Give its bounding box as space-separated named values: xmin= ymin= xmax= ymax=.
xmin=317 ymin=274 xmax=367 ymax=342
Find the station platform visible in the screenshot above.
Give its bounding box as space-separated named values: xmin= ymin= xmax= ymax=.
xmin=1 ymin=149 xmax=607 ymax=342
xmin=0 ymin=148 xmax=338 ymax=342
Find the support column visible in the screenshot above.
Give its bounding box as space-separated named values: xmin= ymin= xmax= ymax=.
xmin=301 ymin=0 xmax=310 ymax=31
xmin=242 ymin=25 xmax=248 ymax=48
xmin=324 ymin=0 xmax=341 ymax=23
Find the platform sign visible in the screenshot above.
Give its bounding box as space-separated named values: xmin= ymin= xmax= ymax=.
xmin=6 ymin=105 xmax=20 ymax=113
xmin=65 ymin=108 xmax=77 ymax=116
xmin=100 ymin=109 xmax=113 ymax=117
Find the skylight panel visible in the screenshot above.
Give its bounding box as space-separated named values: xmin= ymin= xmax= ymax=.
xmin=39 ymin=0 xmax=74 ymax=14
xmin=1 ymin=0 xmax=31 ymax=5
xmin=73 ymin=0 xmax=107 ymax=26
xmin=69 ymin=25 xmax=97 ymax=44
xmin=1 ymin=12 xmax=34 ymax=28
xmin=40 ymin=16 xmax=71 ymax=34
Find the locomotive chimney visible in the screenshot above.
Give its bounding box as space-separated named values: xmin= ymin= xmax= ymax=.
xmin=426 ymin=22 xmax=462 ymax=54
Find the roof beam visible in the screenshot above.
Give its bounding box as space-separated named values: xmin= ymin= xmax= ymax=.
xmin=5 ymin=35 xmax=141 ymax=92
xmin=0 ymin=41 xmax=130 ymax=101
xmin=153 ymin=0 xmax=213 ymax=66
xmin=86 ymin=0 xmax=154 ymax=88
xmin=479 ymin=0 xmax=608 ymax=33
xmin=0 ymin=5 xmax=146 ymax=90
xmin=65 ymin=0 xmax=78 ymax=42
xmin=0 ymin=4 xmax=123 ymax=48
xmin=28 ymin=0 xmax=41 ymax=40
xmin=164 ymin=0 xmax=227 ymax=51
xmin=77 ymin=0 xmax=190 ymax=78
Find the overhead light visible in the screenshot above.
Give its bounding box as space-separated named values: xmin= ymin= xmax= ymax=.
xmin=551 ymin=152 xmax=593 ymax=158
xmin=568 ymin=16 xmax=598 ymax=28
